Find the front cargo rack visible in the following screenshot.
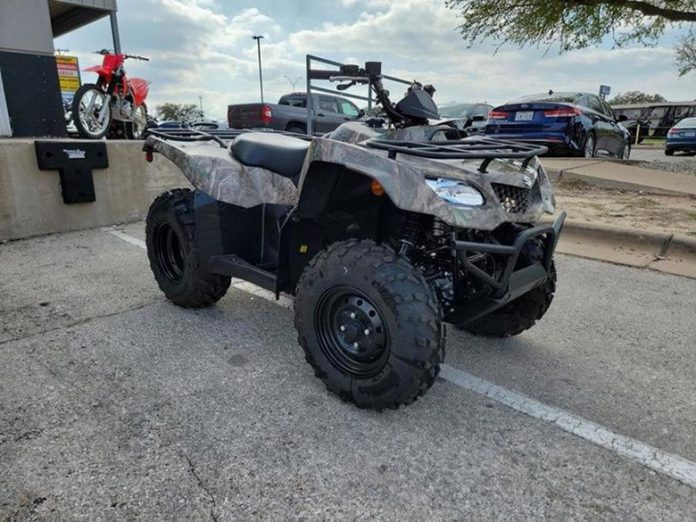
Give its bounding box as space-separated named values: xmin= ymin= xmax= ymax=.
xmin=365 ymin=137 xmax=547 ymax=172
xmin=145 ymin=127 xmax=313 ymax=149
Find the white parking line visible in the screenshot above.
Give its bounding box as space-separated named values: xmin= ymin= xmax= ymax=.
xmin=108 ymin=229 xmax=147 ymax=250
xmin=439 ymin=364 xmax=696 ymax=489
xmin=110 ymin=229 xmax=696 ymax=489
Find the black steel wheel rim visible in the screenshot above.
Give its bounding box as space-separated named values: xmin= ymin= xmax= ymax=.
xmin=153 ymin=223 xmax=185 ymax=282
xmin=315 ymin=286 xmax=389 ymax=377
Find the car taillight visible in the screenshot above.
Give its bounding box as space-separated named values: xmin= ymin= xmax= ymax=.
xmin=488 ymin=111 xmax=508 ymax=119
xmin=543 ymin=107 xmax=581 ymax=118
xmin=260 ymin=105 xmax=272 ymax=125
xmin=668 ymin=127 xmax=678 ymax=136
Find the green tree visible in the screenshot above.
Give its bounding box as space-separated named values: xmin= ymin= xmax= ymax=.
xmin=155 ymin=103 xmax=204 ymax=123
xmin=676 ymin=35 xmax=696 ymax=76
xmin=608 ymin=90 xmax=667 ymax=104
xmin=446 ymin=0 xmax=696 ymax=75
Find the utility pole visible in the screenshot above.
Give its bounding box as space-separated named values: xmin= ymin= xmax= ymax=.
xmin=252 ymin=35 xmax=264 ymax=103
xmin=109 ymin=11 xmax=122 ymax=54
xmin=198 ymin=95 xmax=204 ymax=115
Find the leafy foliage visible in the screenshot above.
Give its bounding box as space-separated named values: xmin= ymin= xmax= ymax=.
xmin=676 ymin=35 xmax=696 ymax=76
xmin=446 ymin=0 xmax=695 ymax=74
xmin=608 ymin=90 xmax=667 ymax=104
xmin=155 ymin=103 xmax=204 ymax=123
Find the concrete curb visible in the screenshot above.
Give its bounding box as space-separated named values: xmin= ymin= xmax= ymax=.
xmin=548 ymin=218 xmax=696 ymax=279
xmin=542 ymin=159 xmax=696 ymax=196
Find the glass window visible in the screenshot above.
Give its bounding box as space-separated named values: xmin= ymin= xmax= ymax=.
xmin=673 ymin=105 xmax=695 ymax=120
xmin=616 ymin=108 xmax=643 ymax=120
xmin=675 ymin=117 xmax=696 ymax=128
xmin=318 ymin=96 xmax=338 ymax=113
xmin=340 ymin=100 xmax=359 ymax=117
xmin=599 ymin=99 xmax=614 ymax=118
xmin=647 ymin=106 xmax=668 ymax=119
xmin=439 ymin=104 xmax=475 ymax=118
xmin=585 ymin=96 xmax=604 ymax=114
xmin=512 ymin=92 xmax=582 ymax=104
xmin=472 ymin=105 xmax=490 ymax=118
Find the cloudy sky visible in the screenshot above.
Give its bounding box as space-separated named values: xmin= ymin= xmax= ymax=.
xmin=55 ymin=0 xmax=695 ymax=120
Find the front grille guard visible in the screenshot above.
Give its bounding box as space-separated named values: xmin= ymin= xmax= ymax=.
xmin=453 ymin=212 xmax=566 ymax=299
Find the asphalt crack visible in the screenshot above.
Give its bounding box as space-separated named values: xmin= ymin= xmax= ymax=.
xmin=0 ymin=300 xmax=159 ymax=348
xmin=184 ymin=454 xmax=219 ymax=522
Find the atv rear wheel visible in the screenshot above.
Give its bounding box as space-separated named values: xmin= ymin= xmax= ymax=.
xmin=462 ymin=263 xmax=556 ymax=338
xmin=146 ymin=189 xmax=231 ymax=307
xmin=294 ymin=240 xmax=445 ymax=410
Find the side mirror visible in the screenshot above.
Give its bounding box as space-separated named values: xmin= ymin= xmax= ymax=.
xmin=471 ymin=115 xmax=485 ymax=122
xmin=617 ymin=114 xmax=628 ymax=122
xmin=358 ymin=109 xmax=365 ymax=118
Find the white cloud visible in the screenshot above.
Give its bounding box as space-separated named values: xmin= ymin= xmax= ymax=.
xmin=57 ymin=0 xmax=695 ymax=120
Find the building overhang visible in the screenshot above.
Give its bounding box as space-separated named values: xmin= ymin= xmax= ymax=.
xmin=49 ymin=0 xmax=117 ymax=38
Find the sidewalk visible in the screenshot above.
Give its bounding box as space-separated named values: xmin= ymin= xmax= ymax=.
xmin=541 ymin=158 xmax=696 ymax=197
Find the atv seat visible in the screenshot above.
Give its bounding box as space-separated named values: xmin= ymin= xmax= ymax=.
xmin=231 ymin=133 xmax=310 ymax=179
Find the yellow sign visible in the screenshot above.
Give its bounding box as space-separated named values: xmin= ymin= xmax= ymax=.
xmin=56 ymin=55 xmax=81 ymax=100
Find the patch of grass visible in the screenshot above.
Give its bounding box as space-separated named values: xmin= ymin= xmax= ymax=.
xmin=622 ymin=197 xmax=660 ymax=209
xmin=585 ymin=202 xmax=609 ymax=213
xmin=687 ymin=211 xmax=696 ymax=221
xmin=641 ymin=137 xmax=666 ymax=146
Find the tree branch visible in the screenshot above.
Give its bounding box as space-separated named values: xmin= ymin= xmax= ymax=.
xmin=568 ymin=0 xmax=696 ymax=22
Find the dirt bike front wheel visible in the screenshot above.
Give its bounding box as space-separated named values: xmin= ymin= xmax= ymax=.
xmin=72 ymin=83 xmax=111 ymax=139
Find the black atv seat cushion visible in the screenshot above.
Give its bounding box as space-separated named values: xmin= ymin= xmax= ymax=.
xmin=231 ymin=133 xmax=310 ymax=178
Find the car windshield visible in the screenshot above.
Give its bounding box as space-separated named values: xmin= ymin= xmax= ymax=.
xmin=439 ymin=103 xmax=476 ymax=118
xmin=510 ymin=92 xmax=582 ymax=104
xmin=675 ymin=117 xmax=696 ymax=128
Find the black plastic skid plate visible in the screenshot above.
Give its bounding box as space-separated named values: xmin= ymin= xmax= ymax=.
xmin=34 ymin=141 xmax=109 ymax=204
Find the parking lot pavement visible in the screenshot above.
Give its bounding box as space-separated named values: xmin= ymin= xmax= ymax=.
xmin=631 ymin=147 xmax=695 ymax=165
xmin=2 ymin=224 xmax=696 ymax=519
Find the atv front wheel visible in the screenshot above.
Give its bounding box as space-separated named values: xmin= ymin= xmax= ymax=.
xmin=294 ymin=240 xmax=445 ymax=409
xmin=146 ymin=189 xmax=231 ymax=307
xmin=462 ymin=263 xmax=556 ymax=338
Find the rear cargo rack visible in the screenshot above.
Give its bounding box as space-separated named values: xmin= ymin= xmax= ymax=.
xmin=365 ymin=137 xmax=547 ymax=172
xmin=145 ymin=128 xmax=312 ymax=149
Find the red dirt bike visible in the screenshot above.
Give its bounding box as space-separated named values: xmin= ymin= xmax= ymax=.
xmin=72 ymin=49 xmax=150 ymax=140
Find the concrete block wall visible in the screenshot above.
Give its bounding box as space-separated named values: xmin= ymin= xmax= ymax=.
xmin=0 ymin=139 xmax=191 ymax=241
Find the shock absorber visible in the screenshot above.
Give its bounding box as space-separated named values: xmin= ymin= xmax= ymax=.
xmin=432 ymin=219 xmax=448 ymax=239
xmin=399 ymin=214 xmax=421 ymax=256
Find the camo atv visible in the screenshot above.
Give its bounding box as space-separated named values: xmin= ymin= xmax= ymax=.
xmin=143 ymin=61 xmax=565 ymax=409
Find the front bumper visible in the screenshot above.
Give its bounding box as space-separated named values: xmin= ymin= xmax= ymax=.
xmin=484 ymin=133 xmax=580 ymax=155
xmin=445 ymin=211 xmax=567 ymax=325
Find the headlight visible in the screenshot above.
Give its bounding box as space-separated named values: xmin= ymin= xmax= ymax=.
xmin=426 ymin=178 xmax=484 ymax=207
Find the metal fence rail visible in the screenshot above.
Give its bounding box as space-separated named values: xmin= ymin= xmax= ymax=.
xmin=305 ymin=54 xmax=411 ymax=135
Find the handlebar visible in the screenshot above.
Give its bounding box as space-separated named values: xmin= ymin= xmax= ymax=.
xmin=93 ymin=49 xmax=149 ymax=61
xmin=329 ymin=75 xmax=369 ymax=83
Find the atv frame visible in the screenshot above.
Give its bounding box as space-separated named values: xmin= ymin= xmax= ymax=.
xmin=145 ymin=128 xmax=564 ymax=326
